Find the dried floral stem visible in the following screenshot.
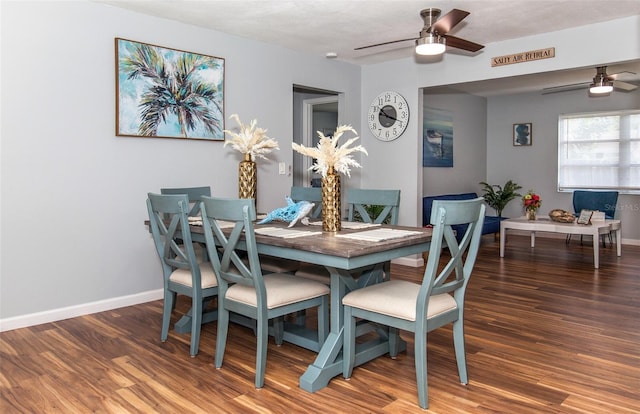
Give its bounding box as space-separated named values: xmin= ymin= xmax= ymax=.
xmin=223 ymin=114 xmax=279 ymax=161
xmin=292 ymin=125 xmax=367 ymax=178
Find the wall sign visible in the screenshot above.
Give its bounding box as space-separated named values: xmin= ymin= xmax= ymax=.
xmin=491 ymin=47 xmax=555 ymax=67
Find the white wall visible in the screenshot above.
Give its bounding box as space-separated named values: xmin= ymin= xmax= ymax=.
xmin=0 ymin=1 xmax=360 ymax=326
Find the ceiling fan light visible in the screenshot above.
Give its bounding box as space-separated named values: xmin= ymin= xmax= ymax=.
xmin=589 ymin=78 xmax=613 ymax=94
xmin=415 ymin=34 xmax=446 ymax=55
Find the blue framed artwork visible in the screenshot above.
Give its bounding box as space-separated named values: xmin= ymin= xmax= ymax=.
xmin=513 ymin=123 xmax=532 ymax=146
xmin=423 ymin=107 xmax=453 ymax=167
xmin=116 ymin=38 xmax=225 ymax=140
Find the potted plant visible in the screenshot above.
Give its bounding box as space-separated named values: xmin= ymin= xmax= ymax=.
xmin=479 ymin=180 xmax=522 ymax=217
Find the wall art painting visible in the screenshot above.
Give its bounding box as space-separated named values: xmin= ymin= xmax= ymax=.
xmin=116 ymin=38 xmax=225 ymax=140
xmin=513 ymin=123 xmax=532 ymax=146
xmin=423 ymin=107 xmax=453 ymax=167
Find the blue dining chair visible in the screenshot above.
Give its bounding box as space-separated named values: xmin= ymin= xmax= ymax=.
xmin=342 ymin=198 xmax=485 ymax=410
xmin=568 ymin=190 xmax=618 ymax=246
xmin=160 ymin=186 xmax=211 ymax=216
xmin=200 ymin=196 xmax=329 ymax=388
xmin=146 ymin=193 xmax=218 ymax=357
xmin=347 ymin=188 xmax=401 ymax=225
xmin=290 ymin=186 xmax=323 ymax=218
xmin=161 ymin=186 xmax=212 ymax=262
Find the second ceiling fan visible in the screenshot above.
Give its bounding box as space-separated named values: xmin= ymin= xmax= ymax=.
xmin=542 ymin=66 xmax=639 ymax=96
xmin=355 ymin=8 xmax=484 ymax=56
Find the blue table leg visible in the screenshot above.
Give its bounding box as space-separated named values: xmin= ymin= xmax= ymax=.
xmin=299 ymin=265 xmax=406 ymax=392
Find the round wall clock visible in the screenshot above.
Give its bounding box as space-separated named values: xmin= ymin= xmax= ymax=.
xmin=367 ymin=91 xmax=409 ymax=141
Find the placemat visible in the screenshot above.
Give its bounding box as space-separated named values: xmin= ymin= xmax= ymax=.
xmin=335 ymin=228 xmax=423 ymax=242
xmin=307 ymin=221 xmax=381 ymax=229
xmin=254 ymin=227 xmax=322 ymax=238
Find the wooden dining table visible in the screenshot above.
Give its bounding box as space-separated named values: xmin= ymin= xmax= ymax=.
xmin=155 ymin=218 xmax=433 ymax=392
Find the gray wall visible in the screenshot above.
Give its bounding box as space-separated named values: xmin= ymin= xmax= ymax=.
xmin=0 ymin=1 xmax=360 ymax=324
xmin=359 ymin=15 xmax=640 ymax=230
xmin=421 ymin=87 xmax=640 ymax=241
xmin=422 ymin=93 xmax=488 ymax=196
xmin=487 ymin=87 xmax=640 ymax=239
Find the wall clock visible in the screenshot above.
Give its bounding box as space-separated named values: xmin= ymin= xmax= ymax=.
xmin=367 ymin=91 xmax=409 ymax=141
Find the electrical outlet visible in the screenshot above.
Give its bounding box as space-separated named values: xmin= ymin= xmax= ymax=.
xmin=278 ymin=162 xmax=286 ymax=175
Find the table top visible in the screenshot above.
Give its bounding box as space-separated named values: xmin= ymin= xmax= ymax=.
xmin=187 ymin=220 xmax=432 ymax=269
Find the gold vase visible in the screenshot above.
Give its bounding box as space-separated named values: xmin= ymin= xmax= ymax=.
xmin=321 ymin=167 xmax=341 ymax=232
xmin=526 ymin=209 xmax=537 ymax=220
xmin=238 ymin=153 xmax=257 ymax=201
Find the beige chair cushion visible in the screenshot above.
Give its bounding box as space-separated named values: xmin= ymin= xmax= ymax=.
xmin=170 ymin=262 xmax=218 ymax=289
xmin=342 ymin=280 xmax=457 ymax=321
xmin=226 ymin=273 xmax=330 ymax=309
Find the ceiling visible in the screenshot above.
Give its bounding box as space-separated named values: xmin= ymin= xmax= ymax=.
xmin=100 ymin=0 xmax=640 ymax=96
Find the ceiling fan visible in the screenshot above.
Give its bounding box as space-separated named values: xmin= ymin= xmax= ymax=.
xmin=354 ymin=8 xmax=484 ymax=56
xmin=542 ymin=66 xmax=638 ymax=96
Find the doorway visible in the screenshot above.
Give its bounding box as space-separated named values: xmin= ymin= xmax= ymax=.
xmin=293 ymin=86 xmax=341 ymax=187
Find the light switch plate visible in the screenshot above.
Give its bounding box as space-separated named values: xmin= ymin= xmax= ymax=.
xmin=278 ymin=162 xmax=286 ymax=175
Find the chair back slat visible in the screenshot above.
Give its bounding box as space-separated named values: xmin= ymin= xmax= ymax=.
xmin=146 ymin=193 xmax=200 ymax=281
xmin=347 ymin=189 xmax=401 ymax=224
xmin=161 ymin=186 xmax=211 ymax=216
xmin=201 ymin=197 xmax=266 ymax=295
xmin=290 ymin=186 xmax=323 ymax=218
xmin=419 ymin=198 xmax=485 ymax=310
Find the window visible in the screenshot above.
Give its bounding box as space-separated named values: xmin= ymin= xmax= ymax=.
xmin=558 ymin=110 xmax=640 ymax=195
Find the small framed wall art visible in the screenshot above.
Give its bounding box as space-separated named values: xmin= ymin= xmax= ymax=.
xmin=115 ymin=38 xmax=225 ymax=140
xmin=513 ymin=123 xmax=532 ymax=146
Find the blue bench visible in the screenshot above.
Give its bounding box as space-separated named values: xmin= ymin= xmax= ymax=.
xmin=422 ymin=192 xmax=505 ymax=241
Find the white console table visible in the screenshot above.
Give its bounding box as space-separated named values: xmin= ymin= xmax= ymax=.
xmin=500 ymin=217 xmax=621 ymax=269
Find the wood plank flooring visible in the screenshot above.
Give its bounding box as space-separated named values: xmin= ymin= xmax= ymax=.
xmin=1 ymin=235 xmax=639 ymax=413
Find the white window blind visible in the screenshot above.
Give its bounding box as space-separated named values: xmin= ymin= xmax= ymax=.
xmin=557 ymin=110 xmax=640 ymax=194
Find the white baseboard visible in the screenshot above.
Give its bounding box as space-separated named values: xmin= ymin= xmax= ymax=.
xmin=0 ymin=289 xmax=163 ymax=332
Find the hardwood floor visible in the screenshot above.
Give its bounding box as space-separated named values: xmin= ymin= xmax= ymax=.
xmin=1 ymin=235 xmax=639 ymax=413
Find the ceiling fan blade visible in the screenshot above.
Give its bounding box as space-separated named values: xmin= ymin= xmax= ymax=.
xmin=443 ymin=35 xmax=484 ymax=52
xmin=541 ymin=82 xmax=590 ymax=95
xmin=430 ymin=8 xmax=469 ymax=34
xmin=613 ymin=80 xmax=638 ymax=91
xmin=354 ymin=37 xmax=418 ymax=51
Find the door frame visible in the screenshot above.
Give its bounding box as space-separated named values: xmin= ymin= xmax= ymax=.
xmin=301 ymin=95 xmax=341 ymax=187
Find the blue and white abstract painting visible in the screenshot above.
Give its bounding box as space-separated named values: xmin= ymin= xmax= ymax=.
xmin=423 ymin=107 xmax=453 ymax=167
xmin=116 ymin=38 xmax=225 ymax=140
